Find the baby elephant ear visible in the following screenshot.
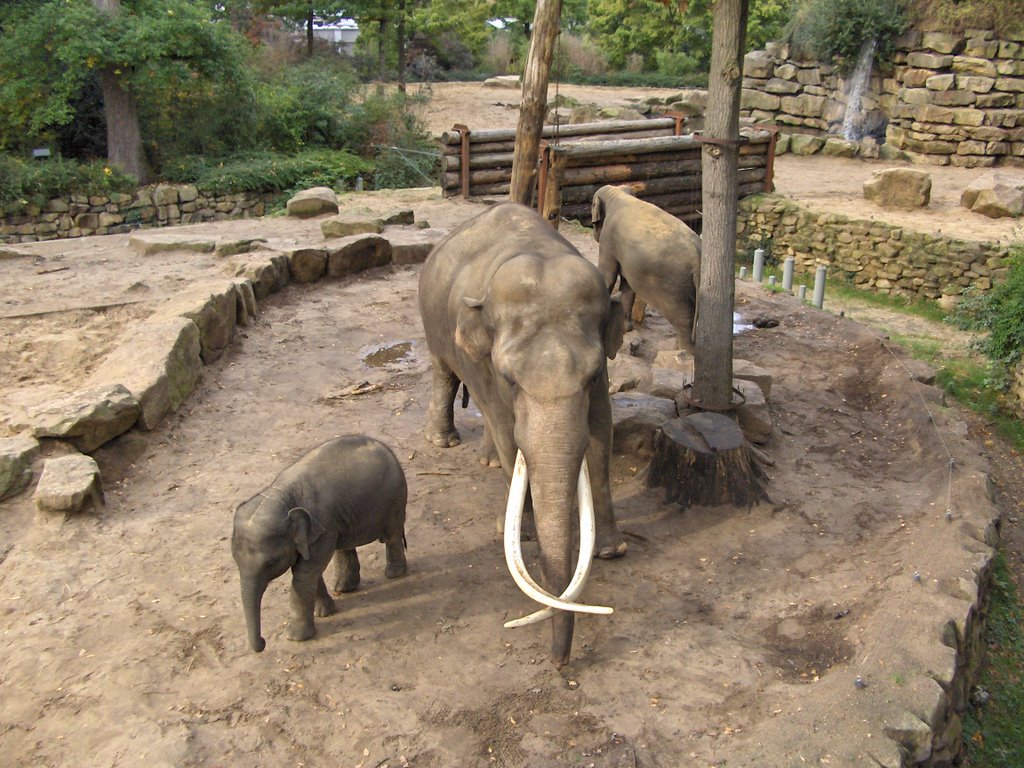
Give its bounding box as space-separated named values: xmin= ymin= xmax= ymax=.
xmin=591 ymin=191 xmax=604 ymax=227
xmin=287 ymin=507 xmax=327 ymax=560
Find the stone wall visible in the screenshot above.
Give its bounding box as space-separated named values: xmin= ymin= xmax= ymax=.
xmin=741 ymin=29 xmax=1024 ymax=166
xmin=0 ymin=184 xmax=281 ymax=244
xmin=737 ymin=194 xmax=1013 ymax=301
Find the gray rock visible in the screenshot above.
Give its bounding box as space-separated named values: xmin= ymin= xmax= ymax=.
xmin=744 ymin=50 xmax=774 ymax=79
xmin=320 ymin=216 xmax=385 ymax=239
xmin=822 ymin=138 xmax=859 ymax=158
xmin=734 ymin=378 xmax=771 ymax=444
xmin=652 ymin=349 xmax=690 ymax=372
xmin=232 ymin=253 xmax=290 ymax=300
xmin=960 ymin=170 xmax=1024 ymax=218
xmin=386 ymin=227 xmax=445 ymax=266
xmin=607 ymin=355 xmax=650 ymax=393
xmin=733 ymin=359 xmax=773 ymax=400
xmin=34 ymin=453 xmax=104 ymax=513
xmin=864 ymin=168 xmax=932 ymax=208
xmin=86 ymin=316 xmax=202 ymax=431
xmin=152 ymin=185 xmax=180 ymax=206
xmin=213 ymin=238 xmax=267 ymax=258
xmin=326 ymin=234 xmax=391 ymax=278
xmin=0 ymin=435 xmax=39 ymax=500
xmin=286 ymin=247 xmax=329 ymax=283
xmin=483 ymin=75 xmax=521 ymax=88
xmin=28 ymin=384 xmax=139 ymax=452
xmin=789 ymin=134 xmax=825 ymax=156
xmin=286 ymin=187 xmax=339 ymax=218
xmin=611 ymin=393 xmax=677 ymax=457
xmin=232 ymin=279 xmax=258 ymax=326
xmin=152 ymin=280 xmax=241 ymax=363
xmin=643 ymin=367 xmax=688 ymax=399
xmin=380 ymin=209 xmax=416 ymax=226
xmin=129 ymin=232 xmax=217 ymax=256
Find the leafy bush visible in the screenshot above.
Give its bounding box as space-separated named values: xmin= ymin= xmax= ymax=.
xmin=952 ymin=245 xmax=1024 ymax=387
xmin=158 ymin=149 xmax=371 ymax=196
xmin=0 ymin=155 xmax=136 ymax=214
xmin=785 ymin=0 xmax=907 ymax=73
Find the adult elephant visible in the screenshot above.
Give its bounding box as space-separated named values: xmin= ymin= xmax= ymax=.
xmin=418 ymin=202 xmax=627 ymax=668
xmin=591 ymin=184 xmax=702 ymax=352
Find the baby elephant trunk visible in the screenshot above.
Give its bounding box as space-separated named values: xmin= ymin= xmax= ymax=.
xmin=241 ymin=577 xmax=267 ymax=653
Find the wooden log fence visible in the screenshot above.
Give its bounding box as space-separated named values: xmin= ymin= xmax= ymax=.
xmin=439 ymin=117 xmax=777 ymax=231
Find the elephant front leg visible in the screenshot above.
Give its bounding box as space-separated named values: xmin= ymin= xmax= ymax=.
xmin=331 ymin=549 xmax=361 ymax=594
xmin=286 ymin=564 xmax=330 ymax=642
xmin=588 ymin=384 xmax=628 ymax=559
xmin=425 ymin=356 xmax=461 ymax=448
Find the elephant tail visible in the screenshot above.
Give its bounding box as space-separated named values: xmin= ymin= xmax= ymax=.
xmin=461 ymin=383 xmax=470 ymax=409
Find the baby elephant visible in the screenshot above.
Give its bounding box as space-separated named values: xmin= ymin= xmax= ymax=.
xmin=231 ymin=435 xmax=408 ymax=652
xmin=591 ymin=184 xmax=702 ymax=353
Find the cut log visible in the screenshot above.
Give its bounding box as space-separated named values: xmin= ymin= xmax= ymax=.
xmin=439 ymin=118 xmax=680 ymax=145
xmin=647 ymin=412 xmax=768 ymax=510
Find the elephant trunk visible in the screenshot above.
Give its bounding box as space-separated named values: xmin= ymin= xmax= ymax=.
xmin=241 ymin=576 xmax=267 ymax=653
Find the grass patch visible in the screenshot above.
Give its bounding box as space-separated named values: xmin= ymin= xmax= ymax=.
xmin=962 ymin=553 xmax=1024 ymax=767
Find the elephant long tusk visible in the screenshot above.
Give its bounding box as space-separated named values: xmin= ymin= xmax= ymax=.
xmin=504 ymin=457 xmax=600 ymax=627
xmin=502 ymin=451 xmax=613 ymax=625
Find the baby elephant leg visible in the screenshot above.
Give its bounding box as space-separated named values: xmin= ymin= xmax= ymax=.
xmin=314 ymin=577 xmax=337 ymax=618
xmin=331 ymin=549 xmax=361 ymax=594
xmin=384 ymin=536 xmax=407 ymax=579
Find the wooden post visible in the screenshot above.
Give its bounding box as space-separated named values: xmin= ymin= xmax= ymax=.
xmin=539 ymin=145 xmax=569 ymax=228
xmin=509 ymin=0 xmax=562 ymax=205
xmin=453 ymin=124 xmax=471 ymax=199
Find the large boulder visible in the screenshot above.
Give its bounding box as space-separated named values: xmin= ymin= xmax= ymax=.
xmin=326 ymin=234 xmax=392 ymax=278
xmin=960 ymin=171 xmax=1024 ymax=218
xmin=0 ymin=435 xmax=39 ymax=500
xmin=151 ymin=280 xmax=242 ymax=363
xmin=863 ymin=168 xmax=932 ymax=208
xmin=320 ymin=215 xmax=385 ymax=239
xmin=286 ymin=187 xmax=339 ymax=218
xmin=34 ymin=453 xmax=104 ymax=513
xmin=384 ymin=228 xmax=446 ymax=266
xmin=86 ymin=316 xmax=202 ymax=431
xmin=611 ymin=393 xmax=678 ymax=457
xmin=27 ymin=384 xmax=140 ymax=452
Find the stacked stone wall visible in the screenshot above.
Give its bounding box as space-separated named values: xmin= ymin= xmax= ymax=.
xmin=741 ymin=29 xmax=1024 ymax=166
xmin=736 ymin=194 xmax=1012 ymax=301
xmin=0 ymin=184 xmax=280 ymax=244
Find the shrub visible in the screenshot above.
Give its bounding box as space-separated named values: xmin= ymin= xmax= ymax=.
xmin=952 ymin=245 xmax=1024 ymax=388
xmin=0 ymin=155 xmax=136 ymax=215
xmin=158 ymin=149 xmax=371 ymax=196
xmin=785 ymin=0 xmax=907 ymax=74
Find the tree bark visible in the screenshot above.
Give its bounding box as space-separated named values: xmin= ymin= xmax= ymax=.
xmin=508 ymin=0 xmax=562 ymax=206
xmin=396 ymin=0 xmax=407 ymax=93
xmin=306 ymin=6 xmax=314 ymax=58
xmin=91 ymin=0 xmax=153 ymax=184
xmin=691 ymin=0 xmax=749 ymax=411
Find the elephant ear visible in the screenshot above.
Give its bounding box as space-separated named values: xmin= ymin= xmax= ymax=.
xmin=455 ymin=297 xmax=492 ymax=362
xmin=591 ymin=191 xmax=605 ymax=229
xmin=287 ymin=507 xmax=326 ymax=560
xmin=603 ymin=295 xmax=626 ymax=360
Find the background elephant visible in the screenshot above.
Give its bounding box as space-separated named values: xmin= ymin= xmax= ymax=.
xmin=418 ymin=202 xmax=626 ymax=668
xmin=231 ymin=435 xmax=407 ymax=652
xmin=591 ymin=184 xmax=702 ymax=353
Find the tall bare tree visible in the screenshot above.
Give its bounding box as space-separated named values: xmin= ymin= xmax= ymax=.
xmin=691 ymin=0 xmax=749 ymax=410
xmin=508 ymin=0 xmax=562 ymax=206
xmin=91 ymin=0 xmax=153 ymax=183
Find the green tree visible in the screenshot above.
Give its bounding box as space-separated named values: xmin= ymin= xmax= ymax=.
xmin=252 ymin=0 xmax=349 ymax=57
xmin=0 ymin=0 xmax=248 ymax=180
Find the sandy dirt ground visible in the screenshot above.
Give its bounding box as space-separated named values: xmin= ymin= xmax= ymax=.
xmin=0 ymin=83 xmax=1018 ymax=768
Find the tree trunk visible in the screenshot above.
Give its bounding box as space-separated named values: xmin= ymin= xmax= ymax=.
xmin=91 ymin=0 xmax=153 ymax=184
xmin=306 ymin=7 xmax=314 ymax=58
xmin=378 ymin=16 xmax=387 ymax=80
xmin=691 ymin=0 xmax=748 ymax=410
xmin=509 ymin=0 xmax=562 ymax=206
xmin=396 ymin=0 xmax=407 ymax=93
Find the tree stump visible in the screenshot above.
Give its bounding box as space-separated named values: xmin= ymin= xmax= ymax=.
xmin=648 ymin=412 xmax=768 ymax=510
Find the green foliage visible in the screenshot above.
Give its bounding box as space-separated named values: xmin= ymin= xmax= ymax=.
xmin=0 ymin=0 xmax=251 ymax=155
xmin=786 ymin=0 xmax=908 ymax=73
xmin=952 ymin=247 xmax=1024 ymax=385
xmin=0 ymin=155 xmax=136 ymax=215
xmin=158 ymin=148 xmax=370 ymax=195
xmin=962 ymin=554 xmax=1024 ymax=766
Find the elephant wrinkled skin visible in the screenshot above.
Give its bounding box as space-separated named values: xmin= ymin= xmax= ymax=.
xmin=592 ymin=184 xmax=702 ymax=352
xmin=231 ymin=435 xmax=408 ymax=653
xmin=417 ymin=202 xmax=626 ymax=667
